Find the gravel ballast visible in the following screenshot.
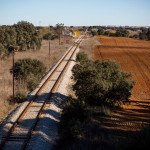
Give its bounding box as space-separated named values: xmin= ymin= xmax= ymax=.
xmin=0 ymin=37 xmax=81 ymax=150
xmin=26 ymin=47 xmax=79 ymax=150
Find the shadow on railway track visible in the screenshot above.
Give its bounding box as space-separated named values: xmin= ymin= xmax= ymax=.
xmin=26 ymin=92 xmax=68 ymax=149
xmin=0 ymin=92 xmax=68 ymax=150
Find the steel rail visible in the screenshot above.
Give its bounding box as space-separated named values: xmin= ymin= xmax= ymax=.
xmin=22 ymin=37 xmax=83 ymax=150
xmin=0 ymin=37 xmax=82 ymax=150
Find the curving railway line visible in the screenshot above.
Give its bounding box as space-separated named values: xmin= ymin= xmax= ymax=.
xmin=0 ymin=36 xmax=84 ymax=150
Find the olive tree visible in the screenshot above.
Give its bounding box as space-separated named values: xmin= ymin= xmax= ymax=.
xmin=72 ymin=52 xmax=135 ymax=107
xmin=10 ymin=58 xmax=46 ymax=91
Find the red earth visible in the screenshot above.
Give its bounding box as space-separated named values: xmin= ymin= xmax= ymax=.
xmin=93 ymin=36 xmax=150 ymax=139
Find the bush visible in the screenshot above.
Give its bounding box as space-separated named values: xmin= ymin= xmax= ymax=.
xmin=43 ymin=33 xmax=58 ymax=40
xmin=27 ymin=75 xmax=40 ymax=91
xmin=12 ymin=58 xmax=46 ymax=80
xmin=15 ymin=91 xmax=27 ymax=103
xmin=0 ymin=43 xmax=8 ymax=59
xmin=10 ymin=58 xmax=46 ymax=91
xmin=51 ymin=34 xmax=58 ymax=40
xmin=61 ymin=96 xmax=87 ymax=122
xmin=72 ymin=52 xmax=135 ymax=107
xmin=91 ymin=30 xmax=97 ymax=36
xmin=59 ymin=96 xmax=88 ymax=140
xmin=76 ymin=52 xmax=88 ymax=62
xmin=43 ymin=33 xmax=51 ymax=40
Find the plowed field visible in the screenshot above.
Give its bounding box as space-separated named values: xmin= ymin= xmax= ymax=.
xmin=94 ymin=36 xmax=150 ymax=99
xmin=93 ymin=36 xmax=150 ymax=141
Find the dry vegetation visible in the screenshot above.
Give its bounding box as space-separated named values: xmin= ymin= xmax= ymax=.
xmin=79 ymin=35 xmax=100 ymax=59
xmin=0 ymin=36 xmax=73 ymax=123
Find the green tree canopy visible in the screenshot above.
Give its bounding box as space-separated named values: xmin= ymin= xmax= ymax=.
xmin=10 ymin=58 xmax=46 ymax=91
xmin=11 ymin=58 xmax=46 ymax=80
xmin=13 ymin=21 xmax=42 ymax=50
xmin=0 ymin=43 xmax=7 ymax=59
xmin=97 ymin=27 xmax=104 ymax=35
xmin=0 ymin=21 xmax=42 ymax=59
xmin=43 ymin=33 xmax=52 ymax=40
xmin=91 ymin=30 xmax=97 ymax=36
xmin=116 ymin=29 xmax=129 ymax=37
xmin=72 ymin=52 xmax=135 ymax=107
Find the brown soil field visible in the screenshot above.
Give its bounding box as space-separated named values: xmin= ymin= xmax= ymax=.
xmin=94 ymin=36 xmax=150 ymax=100
xmin=93 ymin=36 xmax=150 ymax=141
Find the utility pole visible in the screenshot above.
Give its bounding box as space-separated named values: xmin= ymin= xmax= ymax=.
xmin=8 ymin=46 xmax=19 ymax=103
xmin=59 ymin=28 xmax=61 ymax=45
xmin=12 ymin=51 xmax=15 ymax=103
xmin=49 ymin=25 xmax=51 ymax=56
xmin=49 ymin=38 xmax=51 ymax=56
xmin=56 ymin=23 xmax=64 ymax=46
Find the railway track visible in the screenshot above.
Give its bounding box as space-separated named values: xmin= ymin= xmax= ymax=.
xmin=0 ymin=36 xmax=84 ymax=150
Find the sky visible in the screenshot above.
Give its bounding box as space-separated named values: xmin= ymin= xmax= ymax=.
xmin=0 ymin=0 xmax=150 ymax=26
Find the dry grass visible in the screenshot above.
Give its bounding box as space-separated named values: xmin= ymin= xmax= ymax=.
xmin=0 ymin=36 xmax=73 ymax=123
xmin=79 ymin=35 xmax=100 ymax=59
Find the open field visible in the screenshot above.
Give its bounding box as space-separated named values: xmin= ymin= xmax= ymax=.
xmin=94 ymin=36 xmax=150 ymax=100
xmin=53 ymin=36 xmax=150 ymax=150
xmin=97 ymin=35 xmax=150 ymax=47
xmin=0 ymin=36 xmax=73 ymax=123
xmin=93 ymin=36 xmax=150 ymax=142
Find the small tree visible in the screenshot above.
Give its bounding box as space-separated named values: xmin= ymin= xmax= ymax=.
xmin=72 ymin=52 xmax=135 ymax=107
xmin=10 ymin=58 xmax=46 ymax=91
xmin=91 ymin=30 xmax=97 ymax=36
xmin=43 ymin=33 xmax=51 ymax=40
xmin=56 ymin=23 xmax=64 ymax=45
xmin=97 ymin=27 xmax=104 ymax=35
xmin=43 ymin=33 xmax=52 ymax=56
xmin=0 ymin=43 xmax=7 ymax=59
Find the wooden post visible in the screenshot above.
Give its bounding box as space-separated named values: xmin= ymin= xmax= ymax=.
xmin=59 ymin=29 xmax=61 ymax=45
xmin=13 ymin=52 xmax=15 ymax=103
xmin=49 ymin=39 xmax=50 ymax=56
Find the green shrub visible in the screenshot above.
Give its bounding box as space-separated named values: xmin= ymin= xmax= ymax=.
xmin=10 ymin=58 xmax=46 ymax=91
xmin=72 ymin=52 xmax=135 ymax=107
xmin=91 ymin=30 xmax=97 ymax=36
xmin=43 ymin=33 xmax=51 ymax=40
xmin=76 ymin=52 xmax=88 ymax=62
xmin=43 ymin=33 xmax=58 ymax=40
xmin=11 ymin=58 xmax=46 ymax=80
xmin=15 ymin=91 xmax=27 ymax=103
xmin=61 ymin=96 xmax=87 ymax=122
xmin=27 ymin=75 xmax=39 ymax=91
xmin=0 ymin=43 xmax=8 ymax=59
xmin=51 ymin=34 xmax=58 ymax=40
xmin=59 ymin=96 xmax=88 ymax=140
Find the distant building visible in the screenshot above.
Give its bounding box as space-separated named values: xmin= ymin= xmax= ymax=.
xmin=73 ymin=31 xmax=80 ymax=37
xmin=62 ymin=30 xmax=72 ymax=36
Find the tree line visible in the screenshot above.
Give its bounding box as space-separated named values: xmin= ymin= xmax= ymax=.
xmin=88 ymin=26 xmax=150 ymax=40
xmin=0 ymin=21 xmax=42 ymax=59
